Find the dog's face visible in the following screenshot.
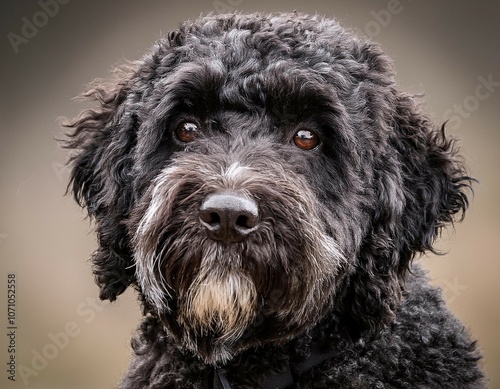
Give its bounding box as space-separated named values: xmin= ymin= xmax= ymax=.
xmin=66 ymin=13 xmax=470 ymax=364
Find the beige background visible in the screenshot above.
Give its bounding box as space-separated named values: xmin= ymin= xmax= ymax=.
xmin=1 ymin=1 xmax=499 ymax=388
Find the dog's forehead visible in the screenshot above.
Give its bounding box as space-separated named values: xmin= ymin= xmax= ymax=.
xmin=137 ymin=13 xmax=394 ymax=121
xmin=161 ymin=58 xmax=334 ymax=111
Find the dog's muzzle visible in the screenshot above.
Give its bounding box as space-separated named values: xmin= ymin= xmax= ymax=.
xmin=130 ymin=148 xmax=347 ymax=363
xmin=199 ymin=191 xmax=260 ymax=244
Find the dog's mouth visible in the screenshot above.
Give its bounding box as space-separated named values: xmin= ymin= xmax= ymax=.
xmin=172 ymin=261 xmax=312 ymax=364
xmin=152 ymin=239 xmax=296 ymax=363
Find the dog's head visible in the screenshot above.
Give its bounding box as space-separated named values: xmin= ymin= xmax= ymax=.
xmin=66 ymin=12 xmax=471 ymax=363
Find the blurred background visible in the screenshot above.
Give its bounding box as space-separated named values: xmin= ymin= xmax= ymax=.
xmin=1 ymin=1 xmax=499 ymax=388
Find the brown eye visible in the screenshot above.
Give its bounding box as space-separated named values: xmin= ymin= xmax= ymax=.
xmin=176 ymin=121 xmax=200 ymax=143
xmin=293 ymin=129 xmax=319 ymax=150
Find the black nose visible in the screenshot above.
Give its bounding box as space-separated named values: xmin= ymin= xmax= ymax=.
xmin=199 ymin=192 xmax=259 ymax=244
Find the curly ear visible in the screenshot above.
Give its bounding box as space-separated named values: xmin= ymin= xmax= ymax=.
xmin=390 ymin=92 xmax=472 ymax=255
xmin=344 ymin=90 xmax=472 ymax=332
xmin=65 ymin=66 xmax=138 ymax=301
xmin=65 ymin=33 xmax=187 ymax=301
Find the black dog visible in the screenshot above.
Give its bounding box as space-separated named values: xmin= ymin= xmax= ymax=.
xmin=66 ymin=12 xmax=486 ymax=388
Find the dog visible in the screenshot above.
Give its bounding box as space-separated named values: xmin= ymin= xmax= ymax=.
xmin=66 ymin=12 xmax=486 ymax=388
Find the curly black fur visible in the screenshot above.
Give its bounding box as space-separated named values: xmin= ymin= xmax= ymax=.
xmin=65 ymin=12 xmax=485 ymax=388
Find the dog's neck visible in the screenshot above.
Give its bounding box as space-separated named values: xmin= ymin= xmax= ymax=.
xmin=206 ymin=312 xmax=356 ymax=388
xmin=211 ymin=341 xmax=346 ymax=389
xmin=131 ymin=311 xmax=356 ymax=388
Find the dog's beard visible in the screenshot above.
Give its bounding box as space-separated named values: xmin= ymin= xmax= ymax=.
xmin=182 ymin=269 xmax=257 ymax=341
xmin=177 ymin=245 xmax=258 ymax=362
xmin=130 ymin=154 xmax=347 ymax=364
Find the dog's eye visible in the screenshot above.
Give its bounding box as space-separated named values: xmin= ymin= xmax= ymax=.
xmin=293 ymin=129 xmax=319 ymax=150
xmin=176 ymin=122 xmax=200 ymax=143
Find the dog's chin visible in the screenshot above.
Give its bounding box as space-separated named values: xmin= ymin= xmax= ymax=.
xmin=175 ymin=270 xmax=258 ymax=364
xmin=159 ymin=270 xmax=336 ymax=365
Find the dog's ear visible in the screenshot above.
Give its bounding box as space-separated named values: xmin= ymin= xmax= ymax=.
xmin=345 ymin=90 xmax=472 ymax=333
xmin=389 ymin=92 xmax=471 ymax=257
xmin=65 ymin=66 xmax=138 ymax=301
xmin=64 ymin=34 xmax=186 ymax=301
